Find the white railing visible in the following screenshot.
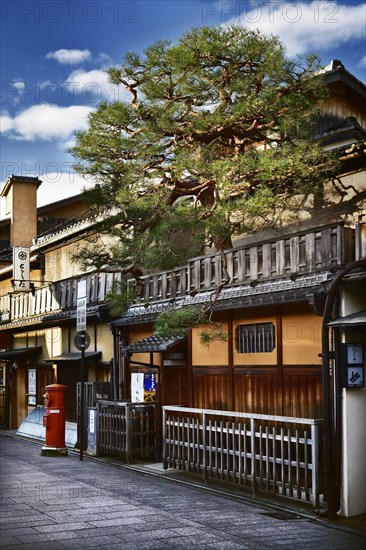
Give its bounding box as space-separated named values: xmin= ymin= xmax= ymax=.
xmin=3 ymin=272 xmax=123 ymax=323
xmin=163 ymin=406 xmax=322 ymax=507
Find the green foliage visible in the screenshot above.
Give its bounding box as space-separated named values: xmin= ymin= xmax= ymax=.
xmin=199 ymin=324 xmax=228 ymax=347
xmin=105 ymin=280 xmax=136 ymax=317
xmin=155 ymin=307 xmax=205 ymax=338
xmin=70 ymin=25 xmax=338 ymax=336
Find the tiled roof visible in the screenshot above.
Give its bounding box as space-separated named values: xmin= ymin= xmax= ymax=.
xmin=111 ymin=275 xmax=327 ymax=327
xmin=124 ymin=335 xmax=185 ymax=353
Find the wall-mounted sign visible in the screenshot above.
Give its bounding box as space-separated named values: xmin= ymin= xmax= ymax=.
xmin=131 ymin=372 xmax=144 ymax=403
xmin=131 ymin=373 xmax=158 ymax=403
xmin=28 ymin=368 xmax=36 ymax=394
xmin=76 ymin=278 xmax=87 ymax=332
xmin=340 ymin=343 xmax=364 ymax=388
xmin=28 ymin=368 xmax=36 ymax=406
xmin=346 ymin=343 xmax=364 ymax=365
xmin=144 ymin=373 xmax=157 ymax=402
xmin=13 ymin=247 xmax=30 ymax=292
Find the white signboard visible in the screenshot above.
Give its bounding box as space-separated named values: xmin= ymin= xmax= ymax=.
xmin=76 ymin=279 xmax=87 ymax=332
xmin=77 ymin=278 xmax=87 ymax=299
xmin=13 ymin=247 xmax=30 ymax=291
xmin=76 ymin=297 xmax=87 ymax=332
xmin=347 ymin=366 xmax=364 ymax=388
xmin=89 ymin=409 xmax=95 ymax=434
xmin=131 ymin=373 xmax=144 ymax=403
xmin=28 ymin=369 xmax=36 ymax=394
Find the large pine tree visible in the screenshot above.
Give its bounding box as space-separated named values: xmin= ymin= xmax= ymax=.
xmin=71 ymin=26 xmax=336 ymax=328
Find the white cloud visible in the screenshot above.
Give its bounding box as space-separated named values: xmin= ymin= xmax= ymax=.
xmin=95 ymin=52 xmax=113 ymax=67
xmin=359 ymin=55 xmax=366 ymax=68
xmin=226 ymin=2 xmax=366 ymax=55
xmin=12 ymin=80 xmax=25 ymax=91
xmin=1 ymin=104 xmax=94 ymax=142
xmin=0 ymin=111 xmax=14 ymax=132
xmin=45 ymin=48 xmax=91 ymax=65
xmin=36 ymin=172 xmax=94 ymax=207
xmin=65 ymin=69 xmax=128 ymax=102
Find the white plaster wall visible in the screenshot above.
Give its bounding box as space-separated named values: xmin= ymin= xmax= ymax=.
xmin=339 ymin=280 xmax=366 ymax=517
xmin=341 ymin=386 xmax=366 ymax=516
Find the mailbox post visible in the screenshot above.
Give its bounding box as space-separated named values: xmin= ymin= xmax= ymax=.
xmin=41 ymin=383 xmax=68 ymax=457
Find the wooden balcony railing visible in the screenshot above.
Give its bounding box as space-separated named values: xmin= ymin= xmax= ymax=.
xmin=0 ymin=272 xmax=122 ymax=324
xmin=128 ymin=222 xmax=354 ymax=303
xmin=0 ymin=222 xmax=354 ymax=324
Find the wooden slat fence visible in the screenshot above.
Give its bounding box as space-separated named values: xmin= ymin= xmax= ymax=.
xmin=163 ymin=406 xmax=323 ymax=507
xmin=97 ymin=401 xmax=157 ymax=462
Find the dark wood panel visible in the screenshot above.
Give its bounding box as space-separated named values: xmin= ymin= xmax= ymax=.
xmin=282 ymin=371 xmax=322 ymax=418
xmin=192 ymin=366 xmax=228 ymax=375
xmin=192 ymin=373 xmax=228 ymax=410
xmin=190 ymin=365 xmax=323 ymax=419
xmin=35 ymin=364 xmax=55 ymax=405
xmin=233 ymin=372 xmax=281 ymax=415
xmin=234 ymin=366 xmax=277 ymax=375
xmin=57 ymin=363 xmax=80 ymax=422
xmin=163 ymin=366 xmax=189 ymax=407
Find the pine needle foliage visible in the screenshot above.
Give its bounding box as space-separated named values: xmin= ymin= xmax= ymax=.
xmin=70 ymin=26 xmax=338 ymax=333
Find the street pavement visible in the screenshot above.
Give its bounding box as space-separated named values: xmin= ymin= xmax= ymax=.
xmin=1 ymin=432 xmax=365 ymax=550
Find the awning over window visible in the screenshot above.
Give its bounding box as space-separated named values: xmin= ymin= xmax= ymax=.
xmin=0 ymin=346 xmax=42 ymax=359
xmin=328 ymin=310 xmax=366 ymax=327
xmin=124 ymin=336 xmax=185 ymax=354
xmin=45 ymin=352 xmax=101 ymax=362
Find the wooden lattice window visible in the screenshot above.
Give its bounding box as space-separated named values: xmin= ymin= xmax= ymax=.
xmin=235 ymin=322 xmax=276 ymax=353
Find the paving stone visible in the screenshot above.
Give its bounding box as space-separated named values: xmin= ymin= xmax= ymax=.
xmin=0 ymin=542 xmax=65 ymax=550
xmin=0 ymin=537 xmax=22 ymax=547
xmin=99 ymin=507 xmax=156 ymax=519
xmin=16 ymin=531 xmax=80 ymax=544
xmin=88 ymin=516 xmax=146 ymax=527
xmin=1 ymin=434 xmax=365 ymax=550
xmin=35 ymin=522 xmax=92 ymax=533
xmin=0 ymin=527 xmax=38 ymax=537
xmin=54 ymin=534 xmax=125 ymax=548
xmin=75 ymin=525 xmax=135 ymax=537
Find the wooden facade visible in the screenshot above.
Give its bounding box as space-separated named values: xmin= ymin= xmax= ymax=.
xmin=0 ymin=219 xmax=359 ymax=425
xmin=119 ymin=300 xmax=323 ymax=420
xmin=0 ymin=60 xmax=365 ymax=441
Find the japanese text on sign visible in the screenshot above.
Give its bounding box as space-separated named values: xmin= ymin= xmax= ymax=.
xmin=13 ymin=247 xmax=30 ymax=291
xmin=131 ymin=373 xmax=144 ymax=403
xmin=76 ymin=279 xmax=87 ymax=332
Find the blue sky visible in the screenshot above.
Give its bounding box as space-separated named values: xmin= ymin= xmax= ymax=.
xmin=1 ymin=1 xmax=365 ymax=213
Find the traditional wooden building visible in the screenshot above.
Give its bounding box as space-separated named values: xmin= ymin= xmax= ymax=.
xmin=110 ymin=61 xmax=366 ymax=419
xmin=0 ymin=60 xmax=365 ymax=515
xmin=108 ymin=61 xmax=366 ymax=516
xmin=0 ymin=178 xmax=114 ymax=430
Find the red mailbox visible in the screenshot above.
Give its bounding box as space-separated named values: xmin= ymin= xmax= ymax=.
xmin=41 ymin=384 xmax=68 ymax=457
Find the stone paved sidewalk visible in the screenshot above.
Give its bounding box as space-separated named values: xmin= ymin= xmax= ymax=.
xmin=0 ymin=433 xmax=365 ymax=550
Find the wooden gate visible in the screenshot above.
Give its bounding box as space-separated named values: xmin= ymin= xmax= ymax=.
xmin=97 ymin=401 xmax=157 ymax=462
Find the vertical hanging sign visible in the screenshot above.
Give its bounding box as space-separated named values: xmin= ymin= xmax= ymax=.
xmin=13 ymin=247 xmax=30 ymax=291
xmin=28 ymin=368 xmax=36 ymax=406
xmin=131 ymin=373 xmax=144 ymax=402
xmin=76 ymin=278 xmax=87 ymax=333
